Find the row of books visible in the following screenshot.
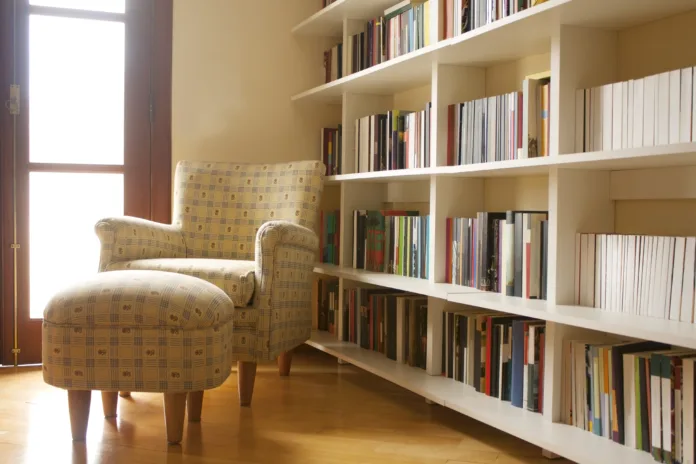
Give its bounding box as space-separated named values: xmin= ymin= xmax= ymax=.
xmin=575 ymin=67 xmax=696 ymax=154
xmin=447 ymin=77 xmax=550 ymax=166
xmin=446 ymin=211 xmax=549 ymax=300
xmin=575 ymin=234 xmax=696 ymax=323
xmin=442 ymin=0 xmax=549 ymax=39
xmin=442 ymin=310 xmax=546 ymax=413
xmin=343 ymin=288 xmax=428 ymax=369
xmin=319 ymin=210 xmax=340 ymax=265
xmin=323 ymin=43 xmax=343 ymax=83
xmin=321 ymin=126 xmax=342 ymax=175
xmin=314 ymin=278 xmax=339 ymax=334
xmin=382 ymin=0 xmax=431 ymax=62
xmin=326 ymin=1 xmax=432 ymax=82
xmin=561 ymin=339 xmax=696 ymax=464
xmin=355 ymin=104 xmax=432 ymax=173
xmin=353 ymin=210 xmax=430 ymax=279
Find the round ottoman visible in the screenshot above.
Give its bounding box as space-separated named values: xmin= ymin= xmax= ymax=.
xmin=42 ymin=270 xmax=235 ymax=444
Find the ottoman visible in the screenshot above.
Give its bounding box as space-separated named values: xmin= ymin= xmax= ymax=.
xmin=42 ymin=270 xmax=235 ymax=444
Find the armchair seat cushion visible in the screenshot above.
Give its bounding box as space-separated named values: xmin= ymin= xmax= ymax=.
xmin=107 ymin=258 xmax=255 ymax=307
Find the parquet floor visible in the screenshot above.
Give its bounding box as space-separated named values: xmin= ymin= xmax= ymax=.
xmin=0 ymin=346 xmax=573 ymax=464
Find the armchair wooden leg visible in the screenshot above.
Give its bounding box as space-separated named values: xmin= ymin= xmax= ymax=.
xmin=101 ymin=392 xmax=118 ymax=418
xmin=237 ymin=361 xmax=257 ymax=407
xmin=278 ymin=350 xmax=293 ymax=377
xmin=163 ymin=393 xmax=187 ymax=445
xmin=187 ymin=391 xmax=204 ymax=422
xmin=68 ymin=390 xmax=92 ymax=441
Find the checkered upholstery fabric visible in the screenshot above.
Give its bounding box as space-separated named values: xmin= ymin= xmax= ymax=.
xmin=107 ymin=258 xmax=255 ymax=307
xmin=173 ymin=160 xmax=324 ymax=261
xmin=42 ymin=270 xmax=235 ymax=392
xmin=95 ymin=217 xmax=187 ymax=272
xmin=94 ymin=160 xmax=325 ymax=362
xmin=254 ymin=221 xmax=318 ymax=358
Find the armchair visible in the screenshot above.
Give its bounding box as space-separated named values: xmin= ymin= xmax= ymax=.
xmin=94 ymin=160 xmax=325 ymax=404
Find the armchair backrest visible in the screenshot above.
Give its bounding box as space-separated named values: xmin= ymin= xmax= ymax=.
xmin=173 ymin=160 xmax=325 ymax=260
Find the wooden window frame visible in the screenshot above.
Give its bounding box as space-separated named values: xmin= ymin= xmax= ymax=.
xmin=0 ymin=0 xmax=172 ymax=365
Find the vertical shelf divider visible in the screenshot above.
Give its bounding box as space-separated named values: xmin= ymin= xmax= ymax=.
xmin=431 ymin=63 xmax=486 ymax=167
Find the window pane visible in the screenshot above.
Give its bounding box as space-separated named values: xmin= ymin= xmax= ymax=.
xmin=29 ymin=0 xmax=125 ymax=13
xmin=29 ymin=172 xmax=123 ymax=319
xmin=29 ymin=15 xmax=124 ymax=165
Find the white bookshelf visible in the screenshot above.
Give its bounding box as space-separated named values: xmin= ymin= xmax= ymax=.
xmin=300 ymin=0 xmax=696 ymax=462
xmin=307 ymin=330 xmax=655 ymax=464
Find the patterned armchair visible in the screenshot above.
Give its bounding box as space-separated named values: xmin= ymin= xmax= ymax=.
xmin=94 ymin=160 xmax=325 ymax=403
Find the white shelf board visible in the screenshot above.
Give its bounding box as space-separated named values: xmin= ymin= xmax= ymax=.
xmin=313 ymin=264 xmax=468 ymax=299
xmin=291 ymin=45 xmax=438 ymax=104
xmin=437 ymin=0 xmax=569 ymax=67
xmin=556 ymin=143 xmax=696 ymax=171
xmin=292 ymin=0 xmax=398 ymax=37
xmin=306 ymin=330 xmax=655 ymax=464
xmin=447 ymin=292 xmax=696 ymax=351
xmin=324 ymin=143 xmax=696 ymax=184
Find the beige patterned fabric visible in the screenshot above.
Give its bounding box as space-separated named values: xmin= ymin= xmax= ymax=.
xmin=42 ymin=270 xmax=235 ymax=392
xmin=95 ymin=217 xmax=187 ymax=272
xmin=94 ymin=160 xmax=325 ymax=362
xmin=107 ymin=258 xmax=255 ymax=307
xmin=173 ymin=160 xmax=324 ymax=261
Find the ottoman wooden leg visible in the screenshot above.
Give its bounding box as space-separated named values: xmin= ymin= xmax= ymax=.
xmin=101 ymin=392 xmax=118 ymax=418
xmin=68 ymin=390 xmax=92 ymax=441
xmin=163 ymin=393 xmax=187 ymax=445
xmin=119 ymin=392 xmax=131 ymax=398
xmin=187 ymin=391 xmax=204 ymax=422
xmin=278 ymin=350 xmax=293 ymax=377
xmin=238 ymin=361 xmax=257 ymax=407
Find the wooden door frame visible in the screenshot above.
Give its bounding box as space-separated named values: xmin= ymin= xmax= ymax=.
xmin=0 ymin=0 xmax=173 ymax=365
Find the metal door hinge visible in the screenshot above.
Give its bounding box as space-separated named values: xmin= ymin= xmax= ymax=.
xmin=11 ymin=348 xmax=20 ymax=354
xmin=7 ymin=84 xmax=19 ymax=115
xmin=10 ymin=243 xmax=20 ymax=249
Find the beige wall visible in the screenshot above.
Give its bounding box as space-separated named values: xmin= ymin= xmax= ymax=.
xmin=172 ymin=0 xmax=341 ymax=173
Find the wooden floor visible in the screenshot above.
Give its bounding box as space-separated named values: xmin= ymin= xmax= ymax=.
xmin=0 ymin=346 xmax=573 ymax=464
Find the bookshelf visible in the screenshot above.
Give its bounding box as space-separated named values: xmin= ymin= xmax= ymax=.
xmin=300 ymin=1 xmax=696 ymax=463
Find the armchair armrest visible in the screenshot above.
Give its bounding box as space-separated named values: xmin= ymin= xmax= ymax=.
xmin=94 ymin=216 xmax=187 ymax=271
xmin=253 ymin=221 xmax=319 ymax=360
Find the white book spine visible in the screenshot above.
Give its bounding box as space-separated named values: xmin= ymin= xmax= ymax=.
xmin=576 ymin=89 xmax=585 ymax=153
xmin=644 ymin=75 xmax=656 ymax=147
xmin=602 ymin=84 xmax=613 ymax=150
xmin=622 ymin=80 xmax=629 ymax=150
xmin=671 ymin=237 xmax=686 ymax=321
xmin=651 ymin=361 xmax=662 ymax=458
xmin=693 ymin=66 xmax=696 ymax=142
xmin=658 ymin=72 xmax=671 ymax=145
xmin=670 ymin=70 xmax=681 ymax=144
xmin=663 ymin=372 xmax=672 ymax=461
xmin=683 ymin=359 xmax=695 ymax=464
xmin=634 ymin=78 xmax=644 ymax=148
xmin=681 ymin=237 xmax=696 ymax=323
xmin=612 ymin=82 xmax=622 ymax=150
xmin=627 ymin=80 xmax=634 ymax=149
xmin=585 ymin=88 xmax=592 ymax=153
xmin=624 ymin=353 xmax=636 ymax=449
xmin=681 ymin=68 xmax=693 ymax=143
xmin=593 ymin=85 xmax=602 ymax=151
